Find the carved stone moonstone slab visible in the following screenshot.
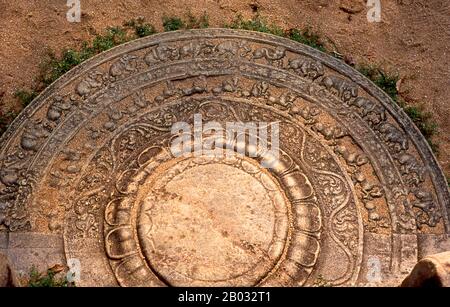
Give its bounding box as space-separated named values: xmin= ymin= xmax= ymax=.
xmin=0 ymin=29 xmax=448 ymax=286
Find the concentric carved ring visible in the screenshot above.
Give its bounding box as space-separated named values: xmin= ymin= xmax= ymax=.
xmin=104 ymin=139 xmax=321 ymax=286
xmin=0 ymin=29 xmax=448 ymax=287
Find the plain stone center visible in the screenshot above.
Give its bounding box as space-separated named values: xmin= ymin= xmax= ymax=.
xmin=137 ymin=162 xmax=279 ymax=285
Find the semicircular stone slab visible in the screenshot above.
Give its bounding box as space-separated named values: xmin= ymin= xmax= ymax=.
xmin=0 ymin=29 xmax=448 ymax=287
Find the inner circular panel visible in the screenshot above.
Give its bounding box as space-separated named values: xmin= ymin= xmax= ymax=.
xmin=136 ymin=157 xmax=289 ymax=286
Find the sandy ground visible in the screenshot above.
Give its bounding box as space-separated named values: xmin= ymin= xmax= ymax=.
xmin=0 ymin=0 xmax=449 ymax=176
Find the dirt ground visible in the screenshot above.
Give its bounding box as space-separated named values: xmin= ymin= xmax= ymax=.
xmin=0 ymin=0 xmax=449 ymax=177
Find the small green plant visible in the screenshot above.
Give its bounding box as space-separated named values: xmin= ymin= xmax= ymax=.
xmin=162 ymin=12 xmax=210 ymax=31
xmin=185 ymin=11 xmax=209 ymax=29
xmin=404 ymin=106 xmax=438 ymax=139
xmin=357 ymin=64 xmax=399 ymax=102
xmin=357 ymin=63 xmax=439 ymax=152
xmin=163 ymin=16 xmax=185 ymax=31
xmin=6 ymin=18 xmax=158 ymax=139
xmin=124 ymin=17 xmax=157 ymax=38
xmin=38 ymin=26 xmax=133 ymax=87
xmin=225 ymin=14 xmax=285 ymax=37
xmin=357 ymin=65 xmax=435 ymax=146
xmin=404 ymin=105 xmax=439 ymax=151
xmin=27 ymin=266 xmax=74 ymax=287
xmin=17 ymin=17 xmax=158 ymax=97
xmin=288 ymin=28 xmax=327 ymax=52
xmin=14 ymin=90 xmax=38 ymax=107
xmin=39 ymin=49 xmax=86 ymax=87
xmin=91 ymin=26 xmax=129 ymax=52
xmin=0 ymin=110 xmax=17 ymax=136
xmin=225 ymin=15 xmax=327 ymax=53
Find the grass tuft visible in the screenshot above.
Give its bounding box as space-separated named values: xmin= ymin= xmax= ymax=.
xmin=27 ymin=266 xmax=74 ymax=287
xmin=4 ymin=18 xmax=159 ymax=137
xmin=0 ymin=110 xmax=17 ymax=137
xmin=288 ymin=28 xmax=327 ymax=52
xmin=14 ymin=90 xmax=38 ymax=107
xmin=357 ymin=64 xmax=400 ymax=102
xmin=163 ymin=12 xmax=210 ymax=31
xmin=225 ymin=15 xmax=326 ymax=53
xmin=225 ymin=14 xmax=285 ymax=37
xmin=185 ymin=11 xmax=209 ymax=29
xmin=18 ymin=17 xmax=158 ymax=93
xmin=91 ymin=26 xmax=129 ymax=52
xmin=357 ymin=63 xmax=439 ymax=152
xmin=124 ymin=17 xmax=157 ymax=38
xmin=163 ymin=16 xmax=185 ymax=31
xmin=38 ymin=26 xmax=134 ymax=87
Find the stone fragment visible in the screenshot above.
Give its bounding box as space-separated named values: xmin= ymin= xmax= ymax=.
xmin=0 ymin=253 xmax=19 ymax=287
xmin=401 ymin=252 xmax=450 ymax=287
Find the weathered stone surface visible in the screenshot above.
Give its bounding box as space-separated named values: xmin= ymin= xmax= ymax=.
xmin=0 ymin=29 xmax=448 ymax=286
xmin=0 ymin=253 xmax=19 ymax=287
xmin=2 ymin=233 xmax=64 ymax=281
xmin=401 ymin=252 xmax=450 ymax=287
xmin=417 ymin=234 xmax=450 ymax=259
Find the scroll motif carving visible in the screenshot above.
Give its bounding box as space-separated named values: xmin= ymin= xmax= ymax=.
xmin=0 ymin=30 xmax=447 ymax=287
